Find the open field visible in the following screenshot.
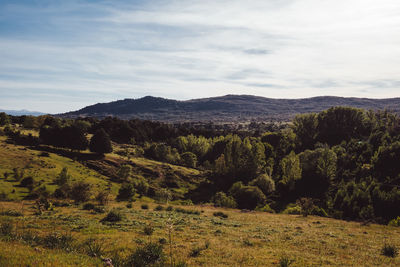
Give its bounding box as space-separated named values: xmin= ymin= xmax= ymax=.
xmin=0 ymin=200 xmax=399 ymax=266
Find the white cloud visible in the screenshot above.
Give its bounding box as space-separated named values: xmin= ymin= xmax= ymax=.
xmin=0 ymin=0 xmax=400 ymax=113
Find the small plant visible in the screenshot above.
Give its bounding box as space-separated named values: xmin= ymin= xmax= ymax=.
xmin=154 ymin=205 xmax=164 ymax=211
xmin=82 ymin=203 xmax=95 ymax=210
xmin=243 ymin=238 xmax=254 ymax=246
xmin=0 ymin=221 xmax=14 ymax=237
xmin=166 ymin=205 xmax=173 ymax=211
xmin=95 ymin=191 xmax=110 ymax=206
xmin=101 ymin=209 xmax=123 ymax=223
xmin=84 ymin=238 xmax=105 ymax=257
xmin=159 ymin=237 xmax=167 ymax=244
xmin=213 ymin=211 xmax=228 ymax=219
xmin=144 ymin=225 xmax=155 ymax=236
xmin=279 ymin=255 xmax=295 ymax=267
xmin=388 ymin=216 xmax=400 ymax=227
xmin=141 ymin=204 xmax=149 ymax=210
xmin=126 ymin=202 xmax=133 ymax=208
xmin=41 ymin=232 xmax=75 ymax=251
xmin=126 ymin=242 xmax=166 ymax=267
xmin=93 ymin=206 xmax=106 ymax=214
xmin=381 ymin=243 xmax=399 ymax=258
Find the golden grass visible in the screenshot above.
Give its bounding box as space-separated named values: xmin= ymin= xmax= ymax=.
xmin=0 ymin=200 xmax=399 ymax=266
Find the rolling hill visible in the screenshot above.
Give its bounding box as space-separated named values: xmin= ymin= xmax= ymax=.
xmin=62 ymin=95 xmax=400 ymax=122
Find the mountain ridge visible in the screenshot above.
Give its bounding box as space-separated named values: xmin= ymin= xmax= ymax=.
xmin=61 ymin=95 xmax=400 ymax=122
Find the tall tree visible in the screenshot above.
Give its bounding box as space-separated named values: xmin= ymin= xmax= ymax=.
xmin=89 ymin=128 xmax=112 ymax=155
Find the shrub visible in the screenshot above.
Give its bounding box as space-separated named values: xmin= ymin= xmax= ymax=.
xmin=117 ymin=183 xmax=135 ymax=201
xmin=55 ymin=167 xmax=70 ymax=186
xmin=296 ymin=198 xmax=314 ymax=217
xmin=213 ymin=192 xmax=237 ymax=208
xmin=233 ymin=185 xmax=266 ymax=210
xmin=388 ymin=216 xmax=400 ymax=227
xmin=95 ymin=191 xmax=110 ymax=206
xmin=126 ymin=202 xmax=133 ymax=208
xmin=381 ymin=244 xmax=399 ymax=258
xmin=166 ymin=206 xmax=173 ymax=211
xmin=249 ymin=174 xmax=276 ymax=196
xmin=93 ymin=206 xmax=106 ymax=214
xmin=84 ymin=238 xmax=105 ymax=257
xmin=135 ymin=179 xmax=149 ymax=196
xmin=0 ymin=221 xmax=14 ymax=237
xmin=19 ymin=176 xmax=35 ymax=189
xmin=279 ymin=255 xmax=295 ymax=267
xmin=213 ymin=211 xmax=228 ymax=219
xmin=101 ymin=209 xmax=123 ymax=223
xmin=126 ymin=242 xmax=165 ymax=267
xmin=158 ymin=238 xmax=167 ymax=244
xmin=39 ymin=151 xmax=50 ymax=157
xmin=82 ymin=203 xmax=95 ymax=210
xmin=70 ymin=181 xmax=91 ymax=203
xmin=141 ymin=204 xmax=149 ymax=210
xmin=154 ymin=205 xmax=164 ymax=211
xmin=41 ymin=232 xmax=75 ymax=251
xmin=282 ymin=204 xmax=302 ymax=215
xmin=144 ymin=225 xmax=155 ymax=236
xmin=255 ymin=204 xmax=275 ymax=213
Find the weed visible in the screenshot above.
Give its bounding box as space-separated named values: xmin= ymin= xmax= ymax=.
xmin=126 ymin=242 xmax=165 ymax=267
xmin=279 ymin=255 xmax=295 ymax=267
xmin=144 ymin=225 xmax=155 ymax=236
xmin=83 ymin=238 xmax=105 ymax=257
xmin=381 ymin=243 xmax=399 ymax=258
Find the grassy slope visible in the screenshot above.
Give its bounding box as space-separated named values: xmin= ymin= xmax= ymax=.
xmin=0 ymin=135 xmax=118 ymax=198
xmin=0 ymin=201 xmax=399 ymax=266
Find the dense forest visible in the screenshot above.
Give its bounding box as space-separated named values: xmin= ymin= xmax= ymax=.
xmin=1 ymin=106 xmax=400 ymax=224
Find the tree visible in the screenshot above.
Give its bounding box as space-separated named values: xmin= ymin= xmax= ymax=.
xmin=117 ymin=183 xmax=135 ymax=201
xmin=55 ymin=167 xmax=70 ymax=185
xmin=181 ymin=152 xmax=197 ymax=168
xmin=117 ymin=164 xmax=132 ymax=181
xmin=89 ymin=128 xmax=112 ymax=155
xmin=0 ymin=112 xmax=10 ymax=126
xmin=249 ymin=173 xmax=275 ymax=196
xmin=280 ymin=151 xmax=301 ymax=190
xmin=135 ymin=179 xmax=149 ymax=196
xmin=70 ymin=181 xmax=92 ymax=203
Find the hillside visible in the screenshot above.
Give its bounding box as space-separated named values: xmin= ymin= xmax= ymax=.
xmin=62 ymin=95 xmax=400 ymax=122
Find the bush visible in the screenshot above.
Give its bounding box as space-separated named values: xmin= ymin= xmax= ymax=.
xmin=19 ymin=176 xmax=35 ymax=189
xmin=95 ymin=191 xmax=110 ymax=206
xmin=84 ymin=238 xmax=105 ymax=257
xmin=249 ymin=174 xmax=275 ymax=196
xmin=381 ymin=244 xmax=399 ymax=258
xmin=166 ymin=206 xmax=173 ymax=211
xmin=41 ymin=232 xmax=75 ymax=251
xmin=0 ymin=221 xmax=14 ymax=237
xmin=141 ymin=204 xmax=149 ymax=210
xmin=279 ymin=255 xmax=295 ymax=267
xmin=144 ymin=225 xmax=154 ymax=236
xmin=388 ymin=216 xmax=400 ymax=227
xmin=154 ymin=205 xmax=164 ymax=211
xmin=126 ymin=202 xmax=133 ymax=208
xmin=296 ymin=198 xmax=314 ymax=217
xmin=232 ymin=185 xmax=266 ymax=210
xmin=255 ymin=204 xmax=275 ymax=213
xmin=213 ymin=211 xmax=228 ymax=219
xmin=70 ymin=181 xmax=92 ymax=203
xmin=101 ymin=209 xmax=123 ymax=223
xmin=117 ymin=183 xmax=135 ymax=201
xmin=213 ymin=192 xmax=237 ymax=208
xmin=282 ymin=204 xmax=301 ymax=215
xmin=82 ymin=203 xmax=95 ymax=210
xmin=126 ymin=242 xmax=165 ymax=267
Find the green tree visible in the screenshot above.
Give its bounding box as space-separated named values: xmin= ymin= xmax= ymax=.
xmin=89 ymin=128 xmax=112 ymax=155
xmin=249 ymin=173 xmax=275 ymax=196
xmin=0 ymin=112 xmax=10 ymax=126
xmin=117 ymin=164 xmax=132 ymax=181
xmin=280 ymin=151 xmax=301 ymax=190
xmin=181 ymin=152 xmax=197 ymax=168
xmin=55 ymin=167 xmax=70 ymax=185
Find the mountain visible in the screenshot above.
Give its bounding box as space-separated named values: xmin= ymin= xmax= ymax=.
xmin=0 ymin=109 xmax=46 ymax=116
xmin=62 ymin=95 xmax=400 ymax=122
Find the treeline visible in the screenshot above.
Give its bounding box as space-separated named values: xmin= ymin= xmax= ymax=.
xmin=1 ymin=107 xmax=400 ymax=223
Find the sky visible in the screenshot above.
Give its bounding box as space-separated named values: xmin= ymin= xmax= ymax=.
xmin=1 ymin=0 xmax=400 ymax=113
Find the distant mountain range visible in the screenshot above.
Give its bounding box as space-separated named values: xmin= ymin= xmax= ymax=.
xmin=62 ymin=95 xmax=400 ymax=122
xmin=0 ymin=109 xmax=46 ymax=116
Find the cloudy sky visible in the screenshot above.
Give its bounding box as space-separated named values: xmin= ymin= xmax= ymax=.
xmin=1 ymin=0 xmax=400 ymax=113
